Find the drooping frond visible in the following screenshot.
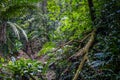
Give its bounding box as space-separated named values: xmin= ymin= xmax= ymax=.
xmin=15 ymin=23 xmax=28 ymax=41
xmin=7 ymin=22 xmax=28 ymax=41
xmin=7 ymin=22 xmax=20 ymax=40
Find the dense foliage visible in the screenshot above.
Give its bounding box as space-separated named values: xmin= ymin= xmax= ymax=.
xmin=0 ymin=0 xmax=120 ymax=80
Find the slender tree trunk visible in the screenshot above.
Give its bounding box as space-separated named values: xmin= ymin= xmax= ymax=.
xmin=87 ymin=0 xmax=96 ymax=22
xmin=72 ymin=1 xmax=96 ymax=80
xmin=0 ymin=21 xmax=7 ymax=44
xmin=0 ymin=21 xmax=7 ymax=55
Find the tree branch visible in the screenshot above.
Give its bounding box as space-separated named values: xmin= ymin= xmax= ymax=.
xmin=72 ymin=29 xmax=96 ymax=80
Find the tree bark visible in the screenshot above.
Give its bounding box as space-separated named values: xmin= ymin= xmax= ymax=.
xmin=72 ymin=30 xmax=96 ymax=80
xmin=0 ymin=21 xmax=7 ymax=44
xmin=72 ymin=1 xmax=96 ymax=80
xmin=87 ymin=0 xmax=96 ymax=22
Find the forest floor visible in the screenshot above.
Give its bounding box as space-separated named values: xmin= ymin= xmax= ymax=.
xmin=17 ymin=50 xmax=56 ymax=80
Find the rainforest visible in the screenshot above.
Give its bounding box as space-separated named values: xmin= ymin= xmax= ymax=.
xmin=0 ymin=0 xmax=120 ymax=80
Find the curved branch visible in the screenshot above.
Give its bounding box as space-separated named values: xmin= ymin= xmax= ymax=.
xmin=72 ymin=29 xmax=96 ymax=80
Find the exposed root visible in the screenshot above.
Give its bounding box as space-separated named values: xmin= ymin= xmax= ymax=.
xmin=69 ymin=29 xmax=96 ymax=61
xmin=72 ymin=29 xmax=96 ymax=80
xmin=72 ymin=53 xmax=88 ymax=80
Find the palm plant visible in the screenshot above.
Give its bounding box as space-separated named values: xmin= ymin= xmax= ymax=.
xmin=0 ymin=0 xmax=40 ymax=55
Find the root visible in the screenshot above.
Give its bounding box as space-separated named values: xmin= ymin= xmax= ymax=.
xmin=72 ymin=53 xmax=88 ymax=80
xmin=72 ymin=29 xmax=96 ymax=80
xmin=69 ymin=29 xmax=96 ymax=60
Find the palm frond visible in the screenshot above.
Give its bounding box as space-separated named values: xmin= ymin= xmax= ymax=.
xmin=7 ymin=22 xmax=28 ymax=41
xmin=14 ymin=23 xmax=28 ymax=41
xmin=7 ymin=22 xmax=20 ymax=40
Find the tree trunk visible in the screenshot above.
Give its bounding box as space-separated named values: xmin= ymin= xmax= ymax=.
xmin=0 ymin=21 xmax=7 ymax=44
xmin=87 ymin=0 xmax=96 ymax=22
xmin=72 ymin=1 xmax=96 ymax=80
xmin=0 ymin=21 xmax=7 ymax=55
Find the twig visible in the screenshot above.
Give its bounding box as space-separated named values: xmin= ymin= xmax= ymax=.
xmin=50 ymin=40 xmax=73 ymax=53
